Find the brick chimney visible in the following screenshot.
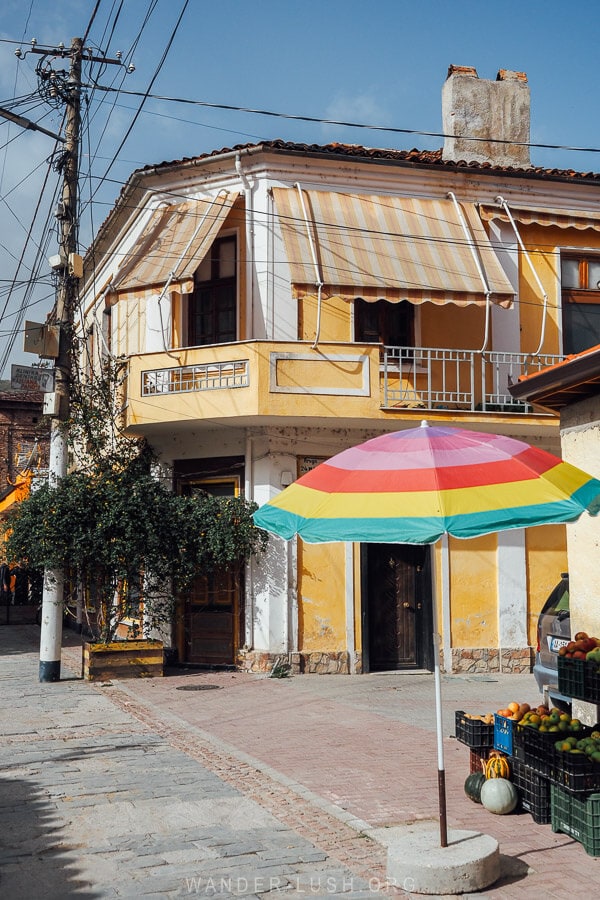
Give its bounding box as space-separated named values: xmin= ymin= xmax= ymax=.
xmin=441 ymin=65 xmax=530 ymax=167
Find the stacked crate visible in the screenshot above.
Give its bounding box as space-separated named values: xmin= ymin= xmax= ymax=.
xmin=551 ymin=656 xmax=600 ymax=855
xmin=455 ymin=710 xmax=494 ymax=773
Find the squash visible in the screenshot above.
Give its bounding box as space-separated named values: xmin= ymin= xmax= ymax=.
xmin=480 ymin=777 xmax=518 ymax=815
xmin=464 ymin=772 xmax=486 ymax=804
xmin=485 ymin=751 xmax=510 ymax=779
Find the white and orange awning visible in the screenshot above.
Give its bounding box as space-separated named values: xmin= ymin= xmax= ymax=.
xmin=272 ymin=188 xmax=515 ymax=308
xmin=112 ymin=191 xmax=240 ymax=294
xmin=479 ymin=203 xmax=600 ymax=232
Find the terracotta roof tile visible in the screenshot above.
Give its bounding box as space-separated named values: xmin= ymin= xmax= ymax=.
xmin=132 ymin=140 xmax=600 ymax=183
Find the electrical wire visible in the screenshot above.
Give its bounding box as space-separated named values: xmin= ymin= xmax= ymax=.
xmin=88 ymin=0 xmax=190 ymax=202
xmin=92 ymin=84 xmax=600 ymax=157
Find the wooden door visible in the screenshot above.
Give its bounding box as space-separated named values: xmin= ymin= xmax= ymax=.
xmin=176 ymin=474 xmax=242 ymax=667
xmin=184 ymin=569 xmax=239 ymax=666
xmin=363 ymin=544 xmax=431 ymax=671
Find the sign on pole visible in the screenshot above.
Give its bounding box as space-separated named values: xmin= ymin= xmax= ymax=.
xmin=10 ymin=365 xmax=55 ymax=392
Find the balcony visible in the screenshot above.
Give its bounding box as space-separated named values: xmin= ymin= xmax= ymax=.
xmin=125 ymin=341 xmax=561 ymax=432
xmin=382 ymin=346 xmax=564 ymax=413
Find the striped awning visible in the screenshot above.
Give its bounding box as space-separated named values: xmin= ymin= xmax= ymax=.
xmin=272 ymin=189 xmax=515 ymax=307
xmin=479 ymin=203 xmax=600 ymax=232
xmin=113 ymin=191 xmax=239 ymax=293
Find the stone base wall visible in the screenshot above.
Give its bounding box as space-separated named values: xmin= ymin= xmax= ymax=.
xmin=449 ymin=647 xmax=534 ymax=675
xmin=238 ymin=647 xmax=532 ymax=676
xmin=237 ymin=650 xmax=363 ymax=675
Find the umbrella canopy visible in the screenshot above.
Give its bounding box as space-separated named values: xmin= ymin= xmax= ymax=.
xmin=253 ymin=421 xmax=600 ymax=543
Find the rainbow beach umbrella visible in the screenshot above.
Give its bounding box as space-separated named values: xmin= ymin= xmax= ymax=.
xmin=253 ymin=421 xmax=600 ymax=847
xmin=254 ymin=420 xmax=600 ymax=544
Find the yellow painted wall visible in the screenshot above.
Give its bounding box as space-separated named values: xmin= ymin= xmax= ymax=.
xmin=517 ymin=224 xmax=560 ymax=356
xmin=514 ymin=222 xmax=600 ymax=356
xmin=448 ymin=534 xmax=498 ymax=647
xmin=525 ymin=524 xmax=567 ymax=647
xmin=298 ymin=541 xmax=347 ymax=651
xmin=420 ymin=302 xmax=485 ymax=350
xmin=299 ymin=294 xmax=352 ymax=342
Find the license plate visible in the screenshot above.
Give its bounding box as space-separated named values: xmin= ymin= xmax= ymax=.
xmin=548 ymin=636 xmax=569 ymax=653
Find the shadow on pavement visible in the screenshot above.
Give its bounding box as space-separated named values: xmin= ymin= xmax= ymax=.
xmin=0 ymin=776 xmax=100 ymax=898
xmin=495 ymin=852 xmax=533 ymax=889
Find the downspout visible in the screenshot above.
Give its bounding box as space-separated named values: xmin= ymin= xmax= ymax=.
xmin=235 ymin=153 xmax=254 ymax=341
xmin=244 ymin=433 xmax=255 ymax=651
xmin=295 ymin=183 xmax=324 ymax=349
xmin=156 ymin=190 xmax=230 ymax=360
xmin=495 ymin=196 xmax=549 ymax=356
xmin=447 ymin=192 xmax=492 ymax=352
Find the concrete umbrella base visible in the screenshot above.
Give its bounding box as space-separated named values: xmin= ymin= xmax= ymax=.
xmin=383 ymin=826 xmax=500 ymax=895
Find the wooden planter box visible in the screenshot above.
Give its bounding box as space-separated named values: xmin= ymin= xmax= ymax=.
xmin=82 ymin=640 xmax=164 ymax=681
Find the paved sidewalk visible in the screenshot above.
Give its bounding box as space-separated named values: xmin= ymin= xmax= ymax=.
xmin=2 ymin=625 xmax=599 ymax=898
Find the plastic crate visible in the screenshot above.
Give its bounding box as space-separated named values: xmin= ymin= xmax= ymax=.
xmin=558 ymin=657 xmax=587 ymax=701
xmin=469 ymin=747 xmax=491 ymax=774
xmin=585 ymin=665 xmax=600 ymax=704
xmin=513 ymin=741 xmax=551 ymax=778
xmin=511 ymin=757 xmax=551 ymax=824
xmin=552 ymin=748 xmax=600 ymax=795
xmin=494 ymin=714 xmax=515 ymax=755
xmin=514 ymin=722 xmax=595 ymax=777
xmin=551 ymin=785 xmax=600 ymax=856
xmin=455 ymin=710 xmax=495 ymax=748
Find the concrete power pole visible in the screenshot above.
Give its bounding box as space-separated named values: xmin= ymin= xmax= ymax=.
xmin=38 ymin=37 xmax=83 ymax=682
xmin=8 ymin=37 xmax=131 ymax=681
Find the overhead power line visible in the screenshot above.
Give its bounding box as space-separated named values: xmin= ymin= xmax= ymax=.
xmin=92 ymin=84 xmax=600 ymax=156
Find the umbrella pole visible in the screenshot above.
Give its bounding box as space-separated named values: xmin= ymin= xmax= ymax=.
xmin=433 ymin=625 xmax=448 ymax=847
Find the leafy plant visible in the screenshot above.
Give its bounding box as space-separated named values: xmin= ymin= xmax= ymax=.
xmin=2 ymin=358 xmax=268 ymax=642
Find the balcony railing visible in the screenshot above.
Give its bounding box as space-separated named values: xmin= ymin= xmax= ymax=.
xmin=382 ymin=346 xmax=563 ymax=413
xmin=141 ymin=359 xmax=249 ymax=396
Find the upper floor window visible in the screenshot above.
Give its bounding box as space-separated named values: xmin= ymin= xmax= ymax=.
xmin=354 ymin=298 xmax=414 ymax=348
xmin=561 ymin=254 xmax=600 ymax=354
xmin=189 ymin=236 xmax=237 ymax=346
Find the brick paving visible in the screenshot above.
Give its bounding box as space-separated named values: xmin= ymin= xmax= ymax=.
xmin=3 ymin=625 xmax=600 ymax=897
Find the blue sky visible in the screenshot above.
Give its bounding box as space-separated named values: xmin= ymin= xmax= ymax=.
xmin=0 ymin=0 xmax=599 ymax=372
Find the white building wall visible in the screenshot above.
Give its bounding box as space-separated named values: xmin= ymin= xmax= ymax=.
xmin=497 ymin=529 xmax=528 ymax=653
xmin=561 ymin=400 xmax=600 ymax=639
xmin=251 ymin=442 xmax=296 ymax=653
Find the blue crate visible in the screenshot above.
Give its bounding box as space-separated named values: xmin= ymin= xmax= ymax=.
xmin=494 ymin=713 xmax=515 ymax=755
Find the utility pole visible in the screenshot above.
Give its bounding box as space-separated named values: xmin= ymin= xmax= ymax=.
xmin=38 ymin=37 xmax=82 ymax=682
xmin=10 ymin=37 xmax=132 ymax=681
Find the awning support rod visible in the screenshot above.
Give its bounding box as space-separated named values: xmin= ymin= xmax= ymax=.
xmin=495 ymin=196 xmax=548 ymax=356
xmin=447 ymin=192 xmax=492 ymax=352
xmin=295 ymin=183 xmax=324 ymax=349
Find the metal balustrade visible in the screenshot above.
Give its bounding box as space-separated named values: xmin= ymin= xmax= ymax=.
xmin=383 ymin=346 xmax=563 ymax=413
xmin=141 ymin=360 xmax=249 ymax=396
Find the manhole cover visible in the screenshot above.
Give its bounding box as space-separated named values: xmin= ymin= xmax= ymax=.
xmin=175 ymin=684 xmax=222 ymax=691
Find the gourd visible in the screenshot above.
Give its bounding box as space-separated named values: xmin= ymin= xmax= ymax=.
xmin=480 ymin=777 xmax=518 ymax=815
xmin=485 ymin=751 xmax=510 ymax=779
xmin=464 ymin=772 xmax=486 ymax=804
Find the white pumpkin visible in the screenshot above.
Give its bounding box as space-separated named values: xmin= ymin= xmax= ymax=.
xmin=480 ymin=777 xmax=518 ymax=815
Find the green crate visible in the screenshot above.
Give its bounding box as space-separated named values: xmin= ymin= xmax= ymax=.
xmin=551 ymin=785 xmax=600 ymax=856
